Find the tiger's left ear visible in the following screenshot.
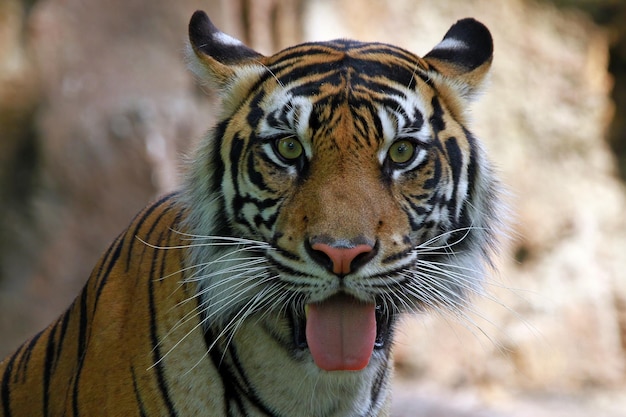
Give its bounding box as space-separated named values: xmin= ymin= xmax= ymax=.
xmin=424 ymin=18 xmax=493 ymax=102
xmin=187 ymin=10 xmax=264 ymax=91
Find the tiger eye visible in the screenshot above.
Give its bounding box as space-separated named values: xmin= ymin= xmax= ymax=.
xmin=388 ymin=140 xmax=415 ymax=165
xmin=276 ymin=137 xmax=303 ymax=161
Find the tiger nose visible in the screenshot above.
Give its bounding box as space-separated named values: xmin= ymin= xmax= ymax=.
xmin=308 ymin=241 xmax=376 ymax=276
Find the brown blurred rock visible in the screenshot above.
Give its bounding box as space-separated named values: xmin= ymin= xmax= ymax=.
xmin=0 ymin=0 xmax=40 ymax=250
xmin=0 ymin=0 xmax=42 ymax=347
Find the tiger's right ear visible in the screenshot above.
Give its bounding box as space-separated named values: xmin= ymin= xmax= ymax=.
xmin=187 ymin=10 xmax=264 ymax=89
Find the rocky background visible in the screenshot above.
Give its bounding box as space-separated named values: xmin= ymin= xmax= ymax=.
xmin=1 ymin=0 xmax=625 ymax=415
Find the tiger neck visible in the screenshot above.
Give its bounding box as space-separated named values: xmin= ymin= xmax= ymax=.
xmin=202 ymin=313 xmax=393 ymax=417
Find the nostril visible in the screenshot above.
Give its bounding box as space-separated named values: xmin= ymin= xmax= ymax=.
xmin=306 ymin=243 xmax=334 ymax=272
xmin=306 ymin=239 xmax=376 ymax=276
xmin=350 ymin=245 xmax=378 ymax=272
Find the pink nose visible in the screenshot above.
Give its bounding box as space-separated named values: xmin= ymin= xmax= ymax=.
xmin=311 ymin=243 xmax=374 ymax=275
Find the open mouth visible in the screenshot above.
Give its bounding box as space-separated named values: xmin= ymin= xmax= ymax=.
xmin=292 ymin=293 xmax=393 ymax=371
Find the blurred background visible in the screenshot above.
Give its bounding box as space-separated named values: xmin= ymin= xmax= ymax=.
xmin=1 ymin=0 xmax=625 ymax=415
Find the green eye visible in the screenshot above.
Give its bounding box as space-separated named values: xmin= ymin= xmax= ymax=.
xmin=388 ymin=139 xmax=416 ymax=165
xmin=276 ymin=137 xmax=303 ymax=161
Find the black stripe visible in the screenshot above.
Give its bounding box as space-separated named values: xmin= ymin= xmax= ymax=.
xmin=429 ymin=96 xmax=446 ymax=134
xmin=226 ymin=340 xmax=277 ymax=416
xmin=86 ymin=239 xmax=117 ymax=316
xmin=247 ymin=151 xmax=273 ymax=192
xmin=147 ymin=232 xmax=178 ymax=417
xmin=287 ymin=72 xmax=344 ymax=97
xmin=143 ymin=199 xmax=177 ymax=248
xmin=256 ymin=206 xmax=280 ymax=231
xmin=354 ymin=59 xmax=417 ymax=87
xmin=1 ymin=346 xmax=21 ymax=417
xmin=52 ymin=308 xmax=72 ymax=370
xmin=400 ymin=192 xmax=429 ymax=231
xmin=356 ymin=43 xmax=420 ymax=63
xmin=260 ymin=319 xmax=294 ymax=353
xmin=72 ymin=287 xmax=90 ymax=417
xmin=381 ymin=247 xmax=413 ymax=264
xmin=449 ymin=129 xmax=479 ymax=248
xmin=93 ymin=238 xmax=116 ymax=281
xmin=131 ymin=367 xmax=149 ymax=417
xmin=229 ymin=132 xmax=245 ymax=197
xmin=231 ymin=193 xmax=282 ymax=234
xmin=274 ymin=42 xmax=337 ymax=60
xmin=170 ymin=209 xmax=185 ymax=236
xmin=270 ymin=40 xmax=421 ymax=76
xmin=14 ymin=329 xmax=42 ymax=383
xmin=125 ymin=193 xmax=177 ymax=271
xmin=203 ymin=328 xmax=244 ymax=416
xmin=267 ymin=256 xmax=307 ymax=277
xmin=369 ymin=363 xmax=389 ymax=415
xmin=210 ymin=122 xmax=227 ymax=193
xmin=350 ymin=108 xmax=372 ymax=140
xmin=354 ymin=76 xmax=409 ymax=101
xmin=246 ymin=90 xmax=265 ymax=129
xmin=270 ymin=43 xmax=343 ymax=67
xmin=93 ymin=234 xmax=124 ymax=314
xmin=424 ymin=156 xmax=442 ymax=190
xmin=42 ymin=324 xmax=58 ymax=416
xmin=463 ymin=128 xmax=478 ymax=207
xmin=445 ymin=136 xmax=463 ymax=217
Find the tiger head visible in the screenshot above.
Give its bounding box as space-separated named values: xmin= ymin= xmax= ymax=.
xmin=184 ymin=11 xmax=500 ymax=373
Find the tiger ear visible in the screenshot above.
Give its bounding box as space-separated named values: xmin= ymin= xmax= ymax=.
xmin=424 ymin=18 xmax=493 ymax=101
xmin=187 ymin=10 xmax=264 ymax=89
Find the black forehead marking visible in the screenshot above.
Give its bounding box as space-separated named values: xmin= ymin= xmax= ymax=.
xmin=274 ymin=57 xmax=419 ymax=99
xmin=266 ymin=39 xmax=424 ymax=91
xmin=247 ymin=90 xmax=266 ymax=129
xmin=308 ymin=107 xmax=323 ymax=132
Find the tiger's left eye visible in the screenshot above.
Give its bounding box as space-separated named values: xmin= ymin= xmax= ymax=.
xmin=388 ymin=139 xmax=416 ymax=165
xmin=276 ymin=137 xmax=303 ymax=161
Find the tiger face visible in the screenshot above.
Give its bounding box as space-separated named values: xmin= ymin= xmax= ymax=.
xmin=185 ymin=11 xmax=499 ymax=373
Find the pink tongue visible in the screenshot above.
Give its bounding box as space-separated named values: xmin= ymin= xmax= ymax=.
xmin=306 ymin=294 xmax=376 ymax=371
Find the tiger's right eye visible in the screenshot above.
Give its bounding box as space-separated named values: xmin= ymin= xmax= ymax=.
xmin=387 ymin=139 xmax=416 ymax=165
xmin=275 ymin=137 xmax=303 ymax=161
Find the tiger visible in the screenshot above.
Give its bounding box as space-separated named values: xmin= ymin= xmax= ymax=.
xmin=0 ymin=9 xmax=501 ymax=417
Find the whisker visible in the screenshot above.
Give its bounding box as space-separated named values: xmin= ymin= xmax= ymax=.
xmin=415 ymin=225 xmax=482 ymax=252
xmin=152 ymin=271 xmax=278 ymax=370
xmin=170 ymin=269 xmax=273 ymax=333
xmin=190 ymin=279 xmax=284 ymax=373
xmin=401 ymin=269 xmax=512 ymax=348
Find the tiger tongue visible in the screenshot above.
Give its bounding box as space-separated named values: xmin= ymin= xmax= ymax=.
xmin=305 ymin=294 xmax=376 ymax=371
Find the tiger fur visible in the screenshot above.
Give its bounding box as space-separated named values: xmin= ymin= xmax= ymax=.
xmin=0 ymin=10 xmax=501 ymax=417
